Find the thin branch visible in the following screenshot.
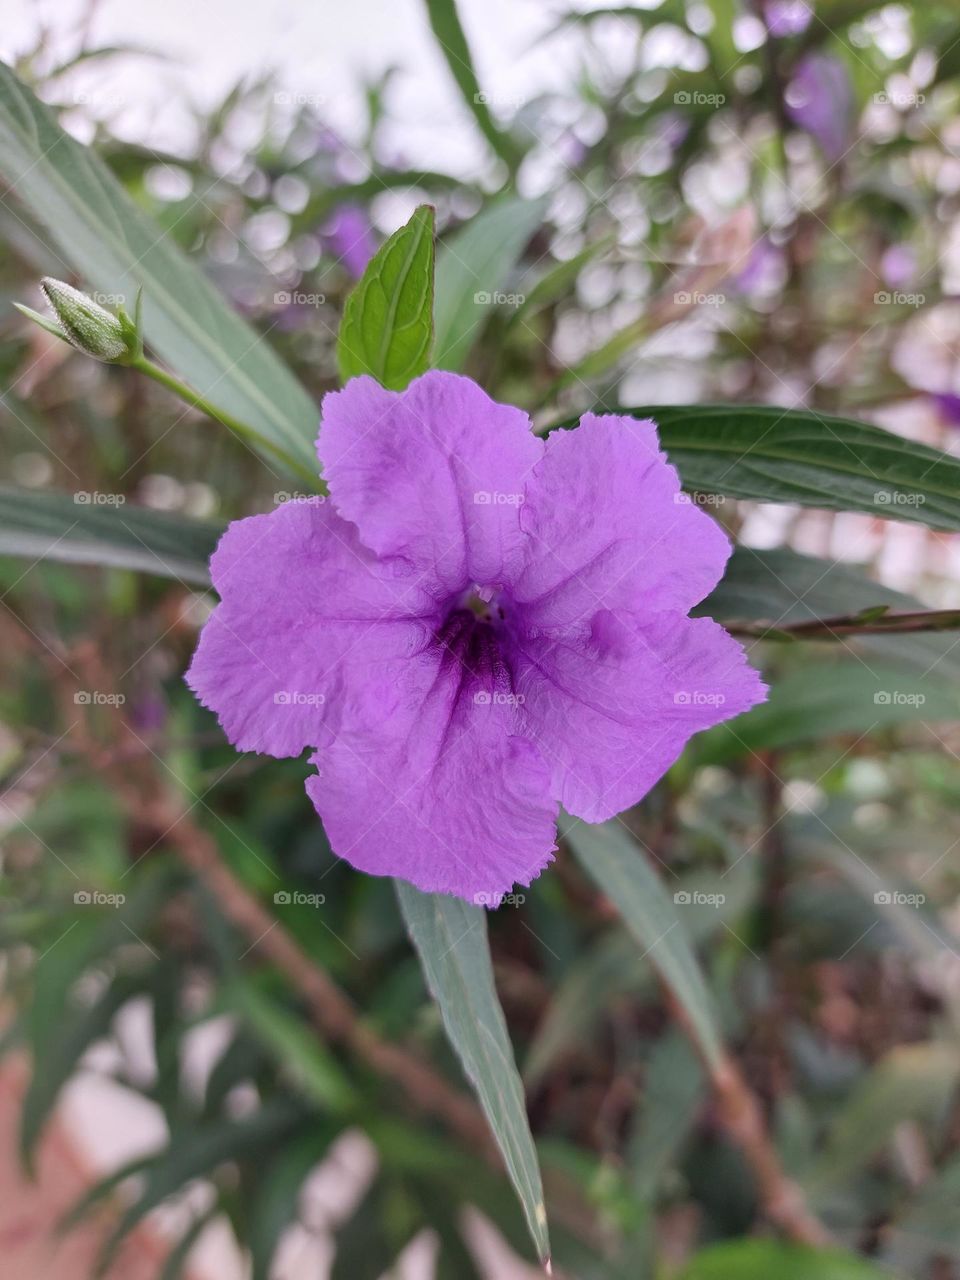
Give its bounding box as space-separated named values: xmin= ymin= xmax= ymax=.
xmin=727 ymin=607 xmax=960 ymax=641
xmin=666 ymin=991 xmax=830 ymax=1246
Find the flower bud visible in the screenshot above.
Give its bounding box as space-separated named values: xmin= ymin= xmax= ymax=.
xmin=37 ymin=278 xmax=131 ymax=362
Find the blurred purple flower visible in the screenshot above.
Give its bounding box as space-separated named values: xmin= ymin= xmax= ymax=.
xmin=881 ymin=244 xmax=917 ymax=290
xmin=324 ymin=203 xmax=376 ymax=279
xmin=931 ymin=393 xmax=960 ymax=428
xmin=187 ymin=373 xmax=765 ymax=902
xmin=785 ymin=53 xmax=855 ymax=162
xmin=765 ymin=0 xmax=813 ymax=37
xmin=733 ymin=237 xmax=786 ymax=294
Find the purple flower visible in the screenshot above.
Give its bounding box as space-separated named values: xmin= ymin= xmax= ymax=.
xmin=881 ymin=244 xmax=917 ymax=290
xmin=931 ymin=393 xmax=960 ymax=428
xmin=324 ymin=203 xmax=376 ymax=279
xmin=765 ymin=0 xmax=813 ymax=37
xmin=186 ymin=373 xmax=765 ymax=902
xmin=785 ymin=53 xmax=855 ymax=162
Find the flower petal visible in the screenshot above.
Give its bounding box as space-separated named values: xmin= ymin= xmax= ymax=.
xmin=513 ymin=610 xmax=767 ymax=822
xmin=513 ymin=413 xmax=731 ymax=627
xmin=305 ymin=647 xmax=557 ymax=902
xmin=186 ymin=497 xmax=438 ymax=757
xmin=319 ymin=371 xmax=543 ymax=592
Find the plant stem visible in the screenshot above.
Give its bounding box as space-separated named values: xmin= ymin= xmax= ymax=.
xmin=130 ymin=355 xmax=319 ymax=487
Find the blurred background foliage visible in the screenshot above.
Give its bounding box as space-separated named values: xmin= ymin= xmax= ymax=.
xmin=4 ymin=1 xmax=960 ymax=1277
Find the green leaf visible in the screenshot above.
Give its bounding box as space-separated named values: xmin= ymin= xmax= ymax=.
xmin=628 ymin=1030 xmax=705 ymax=1199
xmin=96 ymin=1100 xmax=307 ymax=1277
xmin=223 ymin=979 xmax=357 ymax=1113
xmin=697 ymin=660 xmax=960 ymax=764
xmin=680 ymin=1240 xmax=901 ymax=1280
xmin=158 ymin=1206 xmax=219 ymax=1280
xmin=523 ymin=930 xmax=649 ymax=1088
xmin=434 ymin=196 xmax=546 ymax=370
xmin=337 ymin=205 xmax=435 ymax=390
xmin=0 ymin=64 xmax=317 ymax=479
xmin=548 ymin=405 xmax=960 ymax=529
xmin=395 ymin=884 xmax=550 ymax=1265
xmin=422 ymin=0 xmax=522 ymax=169
xmin=22 ymin=870 xmax=171 ymax=1169
xmin=0 ymin=486 xmax=220 ymax=585
xmin=249 ymin=1129 xmax=342 ymax=1280
xmin=562 ymin=817 xmax=723 ymax=1068
xmin=804 ymin=1043 xmax=960 ymax=1198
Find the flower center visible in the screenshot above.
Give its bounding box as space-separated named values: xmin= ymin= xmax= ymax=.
xmin=434 ymin=588 xmax=517 ymax=707
xmin=459 ymin=583 xmax=504 ymax=623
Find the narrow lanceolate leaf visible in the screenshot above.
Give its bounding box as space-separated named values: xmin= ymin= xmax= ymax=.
xmin=422 ymin=0 xmax=522 ymax=170
xmin=337 ymin=205 xmax=435 ymax=390
xmin=0 ymin=64 xmax=317 ymax=478
xmin=0 ymin=486 xmax=220 ymax=585
xmin=433 ymin=196 xmax=546 ymax=371
xmin=696 ymin=660 xmax=960 ymax=765
xmin=395 ymin=884 xmax=550 ymax=1265
xmin=680 ymin=1240 xmax=902 ymax=1280
xmin=548 ymin=404 xmax=960 ymax=530
xmin=562 ymin=818 xmax=723 ymax=1068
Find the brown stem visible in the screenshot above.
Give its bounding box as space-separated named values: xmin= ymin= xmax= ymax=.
xmin=666 ymin=991 xmax=830 ymax=1246
xmin=728 ymin=607 xmax=960 ymax=641
xmin=43 ymin=637 xmax=499 ymax=1166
